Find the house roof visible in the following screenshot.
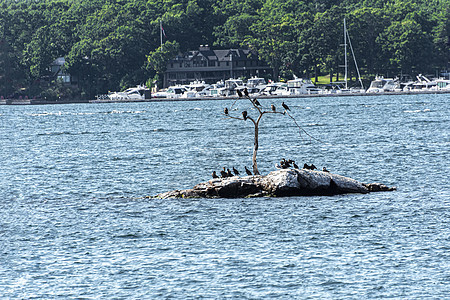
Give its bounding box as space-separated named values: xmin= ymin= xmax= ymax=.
xmin=170 ymin=47 xmax=257 ymax=63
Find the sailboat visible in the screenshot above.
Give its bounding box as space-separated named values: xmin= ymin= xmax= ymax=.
xmin=335 ymin=19 xmax=365 ymax=93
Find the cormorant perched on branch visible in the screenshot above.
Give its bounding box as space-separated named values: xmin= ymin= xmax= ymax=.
xmin=232 ymin=167 xmax=239 ymax=175
xmin=245 ymin=166 xmax=252 ymax=175
xmin=242 ymin=110 xmax=248 ymax=120
xmin=253 ymin=98 xmax=261 ymax=106
xmin=224 ymin=107 xmax=228 ymax=115
xmin=282 ymin=102 xmax=290 ymax=111
xmin=271 ymin=104 xmax=276 ymax=112
xmin=237 ymin=89 xmax=243 ymax=97
xmin=243 ymin=88 xmax=249 ymax=97
xmin=212 ymin=171 xmax=219 ymax=178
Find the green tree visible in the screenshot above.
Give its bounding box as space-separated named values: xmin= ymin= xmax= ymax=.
xmin=147 ymin=40 xmax=180 ymax=87
xmin=377 ymin=18 xmax=434 ymax=74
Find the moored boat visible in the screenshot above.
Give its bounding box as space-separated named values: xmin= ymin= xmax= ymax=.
xmin=108 ymin=85 xmax=150 ymax=100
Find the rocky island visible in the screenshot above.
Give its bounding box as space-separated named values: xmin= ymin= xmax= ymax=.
xmin=153 ymin=168 xmax=395 ymax=199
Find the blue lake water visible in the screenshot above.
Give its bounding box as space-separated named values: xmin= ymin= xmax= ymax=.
xmin=0 ymin=94 xmax=449 ymax=298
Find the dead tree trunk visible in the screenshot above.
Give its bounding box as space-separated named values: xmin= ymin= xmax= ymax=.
xmin=251 ymin=114 xmax=263 ymax=175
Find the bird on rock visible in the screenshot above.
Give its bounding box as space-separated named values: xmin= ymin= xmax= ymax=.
xmin=220 ymin=167 xmax=228 ymax=178
xmin=232 ymin=167 xmax=239 ymax=176
xmin=310 ymin=164 xmax=317 ymax=170
xmin=242 ymin=110 xmax=248 ymax=121
xmin=293 ymin=162 xmax=299 ymax=169
xmin=322 ymin=167 xmax=329 ymax=172
xmin=245 ymin=166 xmax=252 ymax=176
xmin=212 ymin=171 xmax=219 ymax=179
xmin=224 ymin=107 xmax=228 ymax=115
xmin=227 ymin=168 xmax=233 ymax=177
xmin=282 ymin=101 xmax=290 ymax=111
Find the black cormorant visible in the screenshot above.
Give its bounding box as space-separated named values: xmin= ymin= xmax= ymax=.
xmin=227 ymin=168 xmax=233 ymax=177
xmin=243 ymin=88 xmax=249 ymax=97
xmin=253 ymin=99 xmax=261 ymax=106
xmin=282 ymin=102 xmax=290 ymax=111
xmin=271 ymin=104 xmax=276 ymax=112
xmin=322 ymin=167 xmax=329 ymax=172
xmin=212 ymin=171 xmax=219 ymax=178
xmin=245 ymin=166 xmax=252 ymax=175
xmin=232 ymin=167 xmax=239 ymax=175
xmin=237 ymin=89 xmax=243 ymax=97
xmin=293 ymin=162 xmax=299 ymax=169
xmin=224 ymin=107 xmax=228 ymax=115
xmin=242 ymin=111 xmax=248 ymax=120
xmin=220 ymin=167 xmax=228 ymax=178
xmin=310 ymin=164 xmax=317 ymax=170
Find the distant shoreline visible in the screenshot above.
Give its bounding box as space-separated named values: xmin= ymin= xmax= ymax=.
xmin=1 ymin=89 xmax=449 ymax=105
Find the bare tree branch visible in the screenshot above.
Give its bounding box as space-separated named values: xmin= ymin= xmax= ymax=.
xmin=223 ymin=88 xmax=322 ymax=175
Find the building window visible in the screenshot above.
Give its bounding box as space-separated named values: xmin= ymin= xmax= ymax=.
xmin=208 ymin=61 xmax=215 ymax=67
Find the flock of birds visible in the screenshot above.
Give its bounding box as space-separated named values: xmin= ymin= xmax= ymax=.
xmin=212 ymin=159 xmax=329 ymax=179
xmin=223 ymin=87 xmax=291 ymax=120
xmin=277 ymin=158 xmax=329 ymax=172
xmin=212 ymin=166 xmax=253 ymax=179
xmin=215 ymin=90 xmax=329 ymax=180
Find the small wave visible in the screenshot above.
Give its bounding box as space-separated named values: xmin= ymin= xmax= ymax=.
xmin=37 ymin=131 xmax=72 ymax=136
xmin=404 ymin=108 xmax=431 ymax=113
xmin=114 ymin=233 xmax=142 ymax=239
xmin=72 ymin=112 xmax=96 ymax=115
xmin=29 ymin=111 xmax=63 ymax=117
xmin=105 ymin=110 xmax=147 ymax=114
xmin=320 ymin=279 xmax=347 ymax=286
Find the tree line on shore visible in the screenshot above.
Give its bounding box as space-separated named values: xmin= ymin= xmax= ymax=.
xmin=0 ymin=0 xmax=448 ymax=99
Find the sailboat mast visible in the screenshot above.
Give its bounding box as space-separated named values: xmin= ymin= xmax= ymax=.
xmin=344 ymin=18 xmax=348 ymax=89
xmin=160 ymin=20 xmax=163 ymax=48
xmin=346 ymin=22 xmax=365 ymax=90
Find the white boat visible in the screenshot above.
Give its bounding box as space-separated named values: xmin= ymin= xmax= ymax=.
xmin=108 ymin=85 xmax=150 ymax=100
xmin=246 ymin=77 xmax=267 ymax=94
xmin=258 ymin=82 xmax=289 ymax=96
xmin=287 ymin=77 xmax=320 ymax=95
xmin=152 ymin=85 xmax=187 ymax=98
xmin=216 ymin=79 xmax=246 ymax=96
xmin=409 ymin=74 xmax=437 ymax=92
xmin=366 ymin=76 xmax=397 ymax=93
xmin=182 ymin=81 xmax=211 ymax=98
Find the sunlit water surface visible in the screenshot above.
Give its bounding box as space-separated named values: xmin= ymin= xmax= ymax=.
xmin=1 ymin=94 xmax=449 ymax=298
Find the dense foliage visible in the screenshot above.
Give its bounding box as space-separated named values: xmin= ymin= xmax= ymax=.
xmin=0 ymin=0 xmax=448 ymax=99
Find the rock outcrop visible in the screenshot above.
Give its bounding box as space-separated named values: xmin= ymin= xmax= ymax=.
xmin=153 ymin=169 xmax=395 ymax=199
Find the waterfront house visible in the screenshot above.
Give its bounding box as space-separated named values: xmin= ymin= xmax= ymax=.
xmin=163 ymin=45 xmax=272 ymax=88
xmin=50 ymin=57 xmax=73 ymax=84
